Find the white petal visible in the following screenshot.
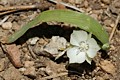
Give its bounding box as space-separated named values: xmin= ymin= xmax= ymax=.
xmin=76 ymin=52 xmax=86 ymax=63
xmin=70 ymin=30 xmax=88 ymax=46
xmin=67 ymin=47 xmax=79 ymax=59
xmin=67 ymin=47 xmax=86 ymax=63
xmin=85 ymin=54 xmax=92 ymax=64
xmin=87 ymin=38 xmax=100 ymax=58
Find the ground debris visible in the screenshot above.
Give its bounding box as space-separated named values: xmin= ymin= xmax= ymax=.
xmin=0 ymin=58 xmax=6 ymax=72
xmin=5 ymin=44 xmax=22 ymax=68
xmin=44 ymin=36 xmax=67 ymax=55
xmin=99 ymin=60 xmax=116 ymax=75
xmin=2 ymin=67 xmax=23 ymax=80
xmin=2 ymin=22 xmax=12 ymax=30
xmin=24 ymin=66 xmax=36 ymax=79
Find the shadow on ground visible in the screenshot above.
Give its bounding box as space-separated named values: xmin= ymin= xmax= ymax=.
xmin=15 ymin=22 xmax=75 ymax=44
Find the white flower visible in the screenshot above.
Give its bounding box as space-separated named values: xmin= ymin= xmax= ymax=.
xmin=67 ymin=30 xmax=100 ymax=64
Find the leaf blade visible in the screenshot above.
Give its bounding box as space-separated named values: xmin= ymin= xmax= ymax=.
xmin=5 ymin=9 xmax=109 ymax=49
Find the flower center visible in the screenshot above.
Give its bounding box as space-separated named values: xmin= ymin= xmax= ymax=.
xmin=79 ymin=41 xmax=89 ymax=52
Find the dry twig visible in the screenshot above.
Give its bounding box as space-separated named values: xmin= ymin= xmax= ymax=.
xmin=26 ymin=42 xmax=37 ymax=59
xmin=0 ymin=5 xmax=36 ymax=12
xmin=0 ymin=3 xmax=51 ymax=16
xmin=0 ymin=16 xmax=9 ymax=25
xmin=109 ymin=15 xmax=120 ymax=42
xmin=48 ymin=0 xmax=84 ymax=12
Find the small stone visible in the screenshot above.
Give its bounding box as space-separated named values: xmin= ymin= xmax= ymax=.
xmin=103 ymin=73 xmax=109 ymax=79
xmin=12 ymin=21 xmax=20 ymax=30
xmin=104 ymin=20 xmax=112 ymax=26
xmin=75 ymin=0 xmax=82 ymax=4
xmin=68 ymin=0 xmax=75 ymax=4
xmin=24 ymin=67 xmax=36 ymax=78
xmin=90 ymin=14 xmax=98 ymax=20
xmin=2 ymin=22 xmax=12 ymax=30
xmin=2 ymin=67 xmax=23 ymax=80
xmin=19 ymin=68 xmax=26 ymax=72
xmin=28 ymin=37 xmax=39 ymax=45
xmin=96 ymin=76 xmax=104 ymax=80
xmin=84 ymin=0 xmax=88 ymax=8
xmin=5 ymin=44 xmax=22 ymax=68
xmin=44 ymin=36 xmax=67 ymax=55
xmin=24 ymin=61 xmax=34 ymax=68
xmin=101 ymin=0 xmax=110 ymax=4
xmin=38 ymin=38 xmax=48 ymax=45
xmin=100 ymin=60 xmax=116 ymax=75
xmin=0 ymin=58 xmax=6 ymax=71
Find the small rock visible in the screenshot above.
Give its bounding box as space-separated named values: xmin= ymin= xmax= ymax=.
xmin=68 ymin=0 xmax=75 ymax=4
xmin=84 ymin=0 xmax=88 ymax=8
xmin=38 ymin=38 xmax=48 ymax=45
xmin=75 ymin=0 xmax=82 ymax=4
xmin=103 ymin=73 xmax=109 ymax=79
xmin=44 ymin=36 xmax=67 ymax=55
xmin=12 ymin=21 xmax=21 ymax=30
xmin=104 ymin=19 xmax=112 ymax=26
xmin=5 ymin=44 xmax=22 ymax=68
xmin=2 ymin=67 xmax=23 ymax=80
xmin=101 ymin=0 xmax=110 ymax=4
xmin=19 ymin=67 xmax=26 ymax=72
xmin=90 ymin=14 xmax=98 ymax=20
xmin=24 ymin=61 xmax=34 ymax=68
xmin=24 ymin=67 xmax=36 ymax=78
xmin=96 ymin=76 xmax=104 ymax=80
xmin=28 ymin=37 xmax=39 ymax=45
xmin=100 ymin=60 xmax=116 ymax=75
xmin=0 ymin=58 xmax=6 ymax=71
xmin=2 ymin=22 xmax=12 ymax=30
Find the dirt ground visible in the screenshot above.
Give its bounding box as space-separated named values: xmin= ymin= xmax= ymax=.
xmin=0 ymin=0 xmax=120 ymax=80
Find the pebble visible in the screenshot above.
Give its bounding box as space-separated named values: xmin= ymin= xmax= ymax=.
xmin=24 ymin=61 xmax=34 ymax=68
xmin=101 ymin=0 xmax=110 ymax=4
xmin=12 ymin=21 xmax=20 ymax=30
xmin=104 ymin=19 xmax=112 ymax=26
xmin=90 ymin=14 xmax=98 ymax=20
xmin=44 ymin=36 xmax=67 ymax=55
xmin=100 ymin=60 xmax=116 ymax=75
xmin=2 ymin=22 xmax=12 ymax=30
xmin=0 ymin=58 xmax=6 ymax=71
xmin=28 ymin=37 xmax=39 ymax=45
xmin=96 ymin=76 xmax=104 ymax=80
xmin=2 ymin=67 xmax=23 ymax=80
xmin=75 ymin=0 xmax=82 ymax=4
xmin=84 ymin=0 xmax=88 ymax=8
xmin=24 ymin=67 xmax=36 ymax=78
xmin=19 ymin=67 xmax=26 ymax=72
xmin=5 ymin=44 xmax=22 ymax=68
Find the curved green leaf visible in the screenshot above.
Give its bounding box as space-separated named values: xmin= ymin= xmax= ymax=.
xmin=5 ymin=9 xmax=109 ymax=49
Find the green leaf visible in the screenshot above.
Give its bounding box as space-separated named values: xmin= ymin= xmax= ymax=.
xmin=5 ymin=9 xmax=109 ymax=49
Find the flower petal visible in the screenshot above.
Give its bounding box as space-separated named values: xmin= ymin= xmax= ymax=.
xmin=87 ymin=38 xmax=100 ymax=58
xmin=85 ymin=54 xmax=92 ymax=64
xmin=76 ymin=52 xmax=86 ymax=63
xmin=70 ymin=30 xmax=88 ymax=46
xmin=67 ymin=47 xmax=86 ymax=63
